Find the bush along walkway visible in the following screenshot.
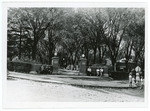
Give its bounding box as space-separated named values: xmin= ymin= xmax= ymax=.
xmin=7 ymin=71 xmax=138 ymax=89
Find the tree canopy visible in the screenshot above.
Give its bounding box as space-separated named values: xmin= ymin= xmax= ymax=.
xmin=7 ymin=8 xmax=145 ymax=71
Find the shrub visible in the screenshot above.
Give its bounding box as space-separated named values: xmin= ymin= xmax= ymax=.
xmin=7 ymin=61 xmax=53 ymax=74
xmin=7 ymin=61 xmax=14 ymax=71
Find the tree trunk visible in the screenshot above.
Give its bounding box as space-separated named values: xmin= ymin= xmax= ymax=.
xmin=39 ymin=54 xmax=43 ymax=64
xmin=93 ymin=47 xmax=97 ymax=64
xmin=125 ymin=60 xmax=129 ymax=72
xmin=32 ymin=43 xmax=36 ymax=60
xmin=48 ymin=28 xmax=55 ymax=65
xmin=48 ymin=44 xmax=54 ymax=65
xmin=112 ymin=58 xmax=117 ymax=71
xmin=19 ymin=28 xmax=22 ymax=59
xmin=134 ymin=54 xmax=138 ymax=67
xmin=72 ymin=51 xmax=78 ymax=69
xmin=28 ymin=51 xmax=31 ymax=59
xmin=98 ymin=47 xmax=103 ymax=64
xmin=85 ymin=49 xmax=89 ymax=66
xmin=32 ymin=30 xmax=37 ymax=60
xmin=49 ymin=51 xmax=52 ymax=65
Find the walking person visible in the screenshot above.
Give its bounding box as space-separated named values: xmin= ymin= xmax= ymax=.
xmin=132 ymin=75 xmax=136 ymax=87
xmin=135 ymin=66 xmax=141 ymax=87
xmin=140 ymin=76 xmax=144 ymax=89
xmin=100 ymin=67 xmax=104 ymax=77
xmin=96 ymin=68 xmax=100 ymax=76
xmin=129 ymin=72 xmax=132 ymax=87
xmin=131 ymin=69 xmax=136 ymax=82
xmin=87 ymin=66 xmax=92 ymax=76
xmin=136 ymin=72 xmax=140 ymax=86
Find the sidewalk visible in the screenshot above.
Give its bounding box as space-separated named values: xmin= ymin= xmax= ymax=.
xmin=8 ymin=71 xmax=134 ymax=89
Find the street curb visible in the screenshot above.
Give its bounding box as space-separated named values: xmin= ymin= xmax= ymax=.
xmin=70 ymin=84 xmax=137 ymax=89
xmin=8 ymin=76 xmax=65 ymax=84
xmin=8 ymin=75 xmax=137 ymax=89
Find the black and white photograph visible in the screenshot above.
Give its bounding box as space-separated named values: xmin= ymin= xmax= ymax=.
xmin=1 ymin=1 xmax=148 ymax=109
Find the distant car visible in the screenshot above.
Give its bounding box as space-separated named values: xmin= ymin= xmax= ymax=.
xmin=40 ymin=65 xmax=53 ymax=74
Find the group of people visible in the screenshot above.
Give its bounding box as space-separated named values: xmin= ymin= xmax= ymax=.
xmin=96 ymin=68 xmax=104 ymax=77
xmin=129 ymin=66 xmax=144 ymax=89
xmin=87 ymin=67 xmax=104 ymax=77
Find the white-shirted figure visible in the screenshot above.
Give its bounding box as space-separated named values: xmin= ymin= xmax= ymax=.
xmin=100 ymin=68 xmax=104 ymax=77
xmin=136 ymin=72 xmax=140 ymax=86
xmin=140 ymin=76 xmax=144 ymax=89
xmin=87 ymin=67 xmax=91 ymax=72
xmin=132 ymin=76 xmax=136 ymax=87
xmin=135 ymin=66 xmax=141 ymax=87
xmin=87 ymin=67 xmax=92 ymax=76
xmin=129 ymin=72 xmax=132 ymax=87
xmin=40 ymin=65 xmax=44 ymax=72
xmin=135 ymin=66 xmax=141 ymax=72
xmin=96 ymin=68 xmax=100 ymax=76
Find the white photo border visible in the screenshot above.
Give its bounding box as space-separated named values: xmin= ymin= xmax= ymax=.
xmin=1 ymin=1 xmax=148 ymax=109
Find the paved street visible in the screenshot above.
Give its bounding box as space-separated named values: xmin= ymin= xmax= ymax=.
xmin=6 ymin=75 xmax=144 ymax=102
xmin=8 ymin=71 xmax=132 ymax=88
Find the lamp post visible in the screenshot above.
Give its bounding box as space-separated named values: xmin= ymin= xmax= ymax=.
xmin=82 ymin=54 xmax=85 ymax=58
xmin=54 ymin=52 xmax=57 ymax=56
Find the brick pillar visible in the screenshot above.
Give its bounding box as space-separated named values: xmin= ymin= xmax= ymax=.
xmin=52 ymin=56 xmax=59 ymax=74
xmin=79 ymin=57 xmax=87 ymax=76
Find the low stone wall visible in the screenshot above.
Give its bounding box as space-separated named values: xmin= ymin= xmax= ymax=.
xmin=30 ymin=64 xmax=42 ymax=74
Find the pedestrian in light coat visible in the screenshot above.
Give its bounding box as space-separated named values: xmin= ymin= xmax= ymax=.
xmin=96 ymin=68 xmax=100 ymax=76
xmin=129 ymin=72 xmax=132 ymax=87
xmin=132 ymin=75 xmax=136 ymax=87
xmin=100 ymin=68 xmax=104 ymax=77
xmin=140 ymin=76 xmax=144 ymax=89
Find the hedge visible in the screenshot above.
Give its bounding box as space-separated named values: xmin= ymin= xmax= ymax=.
xmin=30 ymin=64 xmax=42 ymax=74
xmin=7 ymin=61 xmax=53 ymax=74
xmin=109 ymin=71 xmax=129 ymax=80
xmin=7 ymin=61 xmax=32 ymax=73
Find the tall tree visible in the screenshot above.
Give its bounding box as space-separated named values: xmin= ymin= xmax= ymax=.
xmin=103 ymin=8 xmax=132 ymax=71
xmin=77 ymin=8 xmax=107 ymax=64
xmin=21 ymin=8 xmax=50 ymax=60
xmin=8 ymin=8 xmax=29 ymax=59
xmin=123 ymin=9 xmax=145 ymax=71
xmin=46 ymin=8 xmax=65 ymax=64
xmin=60 ymin=12 xmax=84 ymax=67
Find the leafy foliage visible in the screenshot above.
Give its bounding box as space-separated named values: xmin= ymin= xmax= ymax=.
xmin=7 ymin=8 xmax=145 ymax=71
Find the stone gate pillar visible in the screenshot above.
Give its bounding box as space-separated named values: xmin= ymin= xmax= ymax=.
xmin=79 ymin=55 xmax=87 ymax=76
xmin=52 ymin=54 xmax=59 ymax=74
